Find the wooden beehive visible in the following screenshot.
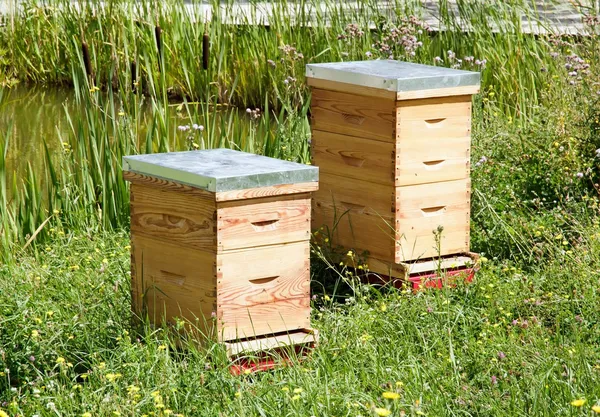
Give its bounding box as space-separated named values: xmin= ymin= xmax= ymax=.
xmin=306 ymin=60 xmax=480 ymax=275
xmin=123 ymin=149 xmax=319 ymax=343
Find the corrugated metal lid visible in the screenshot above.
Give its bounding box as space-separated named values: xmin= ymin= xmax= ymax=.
xmin=306 ymin=60 xmax=480 ymax=92
xmin=123 ymin=149 xmax=318 ymax=192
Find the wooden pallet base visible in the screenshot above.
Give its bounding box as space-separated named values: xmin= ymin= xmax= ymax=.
xmin=225 ymin=328 xmax=318 ymax=375
xmin=362 ymin=252 xmax=480 ymax=291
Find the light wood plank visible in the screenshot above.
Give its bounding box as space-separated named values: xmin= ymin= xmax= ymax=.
xmin=217 ymin=194 xmax=311 ymax=251
xmin=366 ymin=252 xmax=479 ymax=279
xmin=219 ymin=298 xmax=311 ymax=342
xmin=130 ymin=184 xmax=216 ymax=252
xmin=311 ymin=130 xmax=395 ymax=186
xmin=311 ymin=88 xmax=396 ymax=142
xmin=396 ymin=136 xmax=470 ymax=186
xmin=396 ymin=95 xmax=472 ymax=140
xmin=395 ymin=179 xmax=470 ymax=261
xmin=215 ymin=182 xmax=318 ymax=201
xmin=124 ymin=171 xmax=214 ymax=199
xmin=217 ymin=242 xmax=310 ymax=309
xmin=224 ymin=328 xmax=318 ymax=356
xmin=307 ymin=78 xmax=479 ymax=101
xmin=308 ymin=78 xmax=397 ymax=100
xmin=313 ymin=174 xmax=396 ymax=259
xmin=131 ymin=234 xmax=217 ymax=332
xmin=396 ymin=85 xmax=480 ymax=101
xmin=125 ymin=171 xmax=318 ymax=202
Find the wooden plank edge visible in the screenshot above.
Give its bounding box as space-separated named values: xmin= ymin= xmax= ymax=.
xmin=224 ymin=328 xmax=319 ymax=357
xmin=124 ymin=170 xmax=318 ymax=201
xmin=307 ymin=78 xmax=480 ymax=101
xmin=396 ymin=85 xmax=481 ymax=101
xmin=366 ymin=252 xmax=480 ymax=279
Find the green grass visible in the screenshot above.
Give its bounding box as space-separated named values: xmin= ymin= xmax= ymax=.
xmin=2 ymin=0 xmax=600 ymax=415
xmin=2 ymin=229 xmax=600 ymax=416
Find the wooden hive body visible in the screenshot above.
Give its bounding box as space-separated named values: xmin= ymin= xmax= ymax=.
xmin=124 ymin=150 xmax=318 ymax=342
xmin=307 ymin=60 xmax=480 ymax=275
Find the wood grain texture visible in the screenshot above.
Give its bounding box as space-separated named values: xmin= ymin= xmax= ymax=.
xmin=307 ymin=77 xmax=479 ymax=100
xmin=313 ymin=173 xmax=396 ymax=259
xmin=217 ymin=194 xmax=311 ymax=251
xmin=311 ymin=130 xmax=395 ymax=186
xmin=395 ymin=136 xmax=470 ymax=186
xmin=124 ymin=171 xmax=215 ymax=199
xmin=216 ymin=241 xmax=310 ymax=309
xmin=130 ymin=184 xmax=216 ymax=252
xmin=310 ymin=88 xmax=396 ymax=142
xmin=225 ymin=328 xmax=318 ymax=356
xmin=366 ymin=252 xmax=479 ymax=279
xmin=219 ymin=298 xmax=311 ymax=342
xmin=124 ymin=170 xmax=318 ymax=202
xmin=215 ymin=182 xmax=318 ymax=201
xmin=396 ymin=95 xmax=473 ymax=141
xmin=131 ymin=234 xmax=217 ymax=333
xmin=395 ymin=179 xmax=470 ymax=262
xmin=308 ymin=78 xmax=397 ymax=100
xmin=396 ymin=85 xmax=480 ymax=101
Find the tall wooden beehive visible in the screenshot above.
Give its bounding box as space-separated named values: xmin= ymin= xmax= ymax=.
xmin=123 ymin=149 xmax=319 ymax=342
xmin=306 ymin=60 xmax=480 ymax=275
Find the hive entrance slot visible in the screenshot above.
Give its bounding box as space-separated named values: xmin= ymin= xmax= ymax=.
xmin=424 ymin=117 xmax=446 ymax=125
xmin=249 ymin=276 xmax=279 ymax=285
xmin=250 ymin=219 xmax=279 ymax=231
xmin=420 ymin=206 xmax=446 ymax=217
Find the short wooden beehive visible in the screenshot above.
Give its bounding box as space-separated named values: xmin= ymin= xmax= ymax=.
xmin=123 ymin=149 xmax=319 ymax=342
xmin=306 ymin=60 xmax=480 ymax=273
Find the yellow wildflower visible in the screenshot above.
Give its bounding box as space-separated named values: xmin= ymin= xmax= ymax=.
xmin=374 ymin=408 xmax=392 ymax=416
xmin=0 ymin=409 xmax=9 ymax=417
xmin=382 ymin=391 xmax=400 ymax=400
xmin=158 ymin=345 xmax=167 ymax=351
xmin=56 ymin=357 xmax=65 ymax=364
xmin=281 ymin=387 xmax=289 ymax=392
xmin=31 ymin=330 xmax=39 ymax=338
xmin=592 ymin=405 xmax=600 ymax=413
xmin=291 ymin=395 xmax=301 ymax=401
xmin=571 ymin=399 xmax=586 ymax=407
xmin=82 ymin=413 xmax=92 ymax=417
xmin=293 ymin=388 xmax=303 ymax=394
xmin=234 ymin=391 xmax=241 ymax=398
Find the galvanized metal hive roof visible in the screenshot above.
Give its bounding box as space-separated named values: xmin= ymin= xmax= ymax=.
xmin=123 ymin=149 xmax=318 ymax=192
xmin=306 ymin=60 xmax=481 ymax=92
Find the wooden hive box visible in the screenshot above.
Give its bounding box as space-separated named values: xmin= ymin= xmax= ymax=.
xmin=306 ymin=60 xmax=480 ymax=276
xmin=123 ymin=149 xmax=319 ymax=343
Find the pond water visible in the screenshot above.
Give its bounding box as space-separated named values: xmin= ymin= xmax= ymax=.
xmin=0 ymin=85 xmax=277 ymax=201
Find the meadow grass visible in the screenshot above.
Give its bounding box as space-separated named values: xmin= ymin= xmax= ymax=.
xmin=2 ymin=228 xmax=600 ymax=416
xmin=1 ymin=0 xmax=600 ymax=415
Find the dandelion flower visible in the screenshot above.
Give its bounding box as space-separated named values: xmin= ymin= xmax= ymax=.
xmin=571 ymin=399 xmax=586 ymax=407
xmin=281 ymin=387 xmax=289 ymax=392
xmin=0 ymin=410 xmax=9 ymax=417
xmin=158 ymin=345 xmax=167 ymax=351
xmin=382 ymin=391 xmax=400 ymax=400
xmin=82 ymin=413 xmax=92 ymax=417
xmin=234 ymin=391 xmax=241 ymax=398
xmin=293 ymin=388 xmax=303 ymax=394
xmin=592 ymin=405 xmax=600 ymax=413
xmin=31 ymin=330 xmax=39 ymax=338
xmin=56 ymin=357 xmax=65 ymax=364
xmin=374 ymin=408 xmax=392 ymax=416
xmin=291 ymin=395 xmax=301 ymax=401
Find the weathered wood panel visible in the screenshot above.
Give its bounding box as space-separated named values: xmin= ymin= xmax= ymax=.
xmin=217 ymin=194 xmax=311 ymax=251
